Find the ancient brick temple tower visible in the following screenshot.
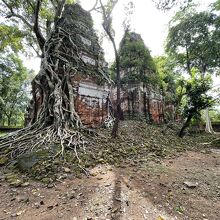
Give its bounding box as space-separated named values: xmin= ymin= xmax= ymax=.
xmin=113 ymin=32 xmax=165 ymax=123
xmin=27 ymin=4 xmax=111 ymax=128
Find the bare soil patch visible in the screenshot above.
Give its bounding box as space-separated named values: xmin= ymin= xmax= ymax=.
xmin=0 ymin=150 xmax=219 ymax=220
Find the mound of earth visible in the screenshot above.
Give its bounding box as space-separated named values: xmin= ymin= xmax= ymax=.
xmin=0 ymin=121 xmax=214 ymax=183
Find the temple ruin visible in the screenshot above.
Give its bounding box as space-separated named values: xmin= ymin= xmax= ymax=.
xmin=27 ymin=4 xmax=111 ymax=128
xmin=112 ymin=32 xmax=165 ymax=123
xmin=27 ymin=4 xmax=170 ymax=128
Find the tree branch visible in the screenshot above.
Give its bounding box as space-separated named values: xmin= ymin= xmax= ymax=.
xmin=153 ymin=0 xmax=176 ymax=10
xmin=54 ymin=0 xmax=66 ymax=24
xmin=26 ymin=0 xmax=35 ymax=10
xmin=29 ymin=43 xmax=42 ymax=58
xmin=99 ymin=0 xmax=121 ymax=138
xmin=88 ymin=0 xmax=98 ymax=12
xmin=2 ymin=0 xmax=33 ymax=29
xmin=33 ymin=0 xmax=46 ymax=53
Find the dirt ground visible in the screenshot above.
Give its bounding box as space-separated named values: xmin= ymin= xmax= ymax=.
xmin=0 ymin=149 xmax=219 ymax=220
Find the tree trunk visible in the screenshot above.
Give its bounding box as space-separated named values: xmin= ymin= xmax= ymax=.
xmin=178 ymin=113 xmax=193 ymax=138
xmin=200 ymin=68 xmax=214 ymax=134
xmin=111 ymin=51 xmax=121 ymax=138
xmin=147 ymin=97 xmax=152 ymax=123
xmin=6 ymin=112 xmax=12 ymax=127
xmin=128 ymin=94 xmax=130 ymax=119
xmin=33 ymin=0 xmax=46 ymax=53
xmin=143 ymin=92 xmax=147 ymax=119
xmin=131 ymin=91 xmax=134 ymax=118
xmin=205 ymin=108 xmax=215 ymax=134
xmin=7 ymin=117 xmax=11 ymax=127
xmin=99 ymin=0 xmax=121 ymax=138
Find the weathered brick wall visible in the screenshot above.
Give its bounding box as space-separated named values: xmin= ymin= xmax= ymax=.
xmin=149 ymin=100 xmax=164 ymax=123
xmin=75 ymin=95 xmax=108 ymax=128
xmin=71 ymin=74 xmax=109 ymax=128
xmin=112 ymin=85 xmax=165 ymax=123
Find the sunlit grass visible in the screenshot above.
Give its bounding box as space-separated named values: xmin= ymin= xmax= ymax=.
xmin=0 ymin=131 xmax=8 ymax=137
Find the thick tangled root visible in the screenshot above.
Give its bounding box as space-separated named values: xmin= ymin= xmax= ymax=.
xmin=0 ymin=124 xmax=86 ymax=162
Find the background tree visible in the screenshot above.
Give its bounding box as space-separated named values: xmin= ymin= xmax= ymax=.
xmin=153 ymin=0 xmax=193 ymax=10
xmin=154 ymin=56 xmax=185 ymax=121
xmin=0 ymin=25 xmax=25 ymax=53
xmin=166 ymin=10 xmax=220 ymax=76
xmin=213 ymin=0 xmax=220 ymax=11
xmin=203 ymin=108 xmax=220 ymax=122
xmin=0 ymin=0 xmax=76 ymax=56
xmin=0 ymin=23 xmax=32 ymax=127
xmin=166 ymin=8 xmax=220 ymax=133
xmin=178 ymin=71 xmax=213 ymax=137
xmin=98 ymin=0 xmax=122 ymax=138
xmin=0 ymin=53 xmax=32 ymax=126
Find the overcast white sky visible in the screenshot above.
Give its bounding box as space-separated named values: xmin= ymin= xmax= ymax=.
xmin=83 ymin=0 xmax=174 ymax=61
xmin=25 ymin=0 xmax=217 ymax=78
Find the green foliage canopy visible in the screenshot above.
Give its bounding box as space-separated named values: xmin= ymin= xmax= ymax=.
xmin=0 ymin=0 xmax=75 ymax=55
xmin=153 ymin=0 xmax=193 ymax=10
xmin=0 ymin=24 xmax=25 ymax=52
xmin=166 ymin=10 xmax=220 ymax=76
xmin=154 ymin=55 xmax=188 ymax=116
xmin=112 ymin=31 xmax=158 ymax=85
xmin=183 ymin=70 xmax=213 ymax=118
xmin=178 ymin=70 xmax=214 ymax=137
xmin=154 ymin=56 xmax=176 ymax=93
xmin=0 ymin=53 xmax=32 ymax=126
